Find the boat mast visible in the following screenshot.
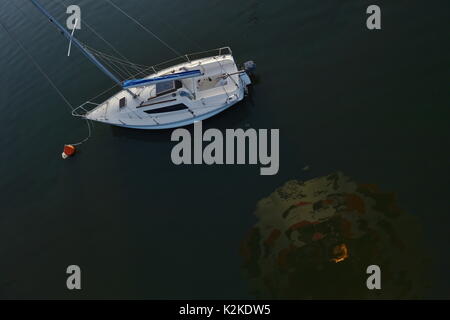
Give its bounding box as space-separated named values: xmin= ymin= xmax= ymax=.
xmin=29 ymin=0 xmax=123 ymax=88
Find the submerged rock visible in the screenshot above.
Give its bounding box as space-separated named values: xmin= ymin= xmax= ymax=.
xmin=241 ymin=172 xmax=428 ymax=299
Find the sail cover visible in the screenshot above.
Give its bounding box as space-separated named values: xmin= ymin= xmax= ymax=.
xmin=122 ymin=70 xmax=202 ymax=89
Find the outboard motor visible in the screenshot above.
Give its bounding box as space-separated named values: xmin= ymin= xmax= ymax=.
xmin=243 ymin=60 xmax=256 ymax=75
xmin=240 ymin=61 xmax=256 ymax=96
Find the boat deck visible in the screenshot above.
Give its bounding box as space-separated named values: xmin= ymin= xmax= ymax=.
xmin=85 ymin=54 xmax=245 ymax=129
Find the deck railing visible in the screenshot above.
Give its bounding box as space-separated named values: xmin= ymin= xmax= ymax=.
xmin=127 ymin=46 xmax=232 ymax=80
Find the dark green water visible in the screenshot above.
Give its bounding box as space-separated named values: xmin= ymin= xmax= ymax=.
xmin=0 ymin=0 xmax=449 ymax=299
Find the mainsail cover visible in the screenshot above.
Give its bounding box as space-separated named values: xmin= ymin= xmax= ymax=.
xmin=122 ymin=70 xmax=202 ymax=89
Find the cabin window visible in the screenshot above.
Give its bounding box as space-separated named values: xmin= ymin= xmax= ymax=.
xmin=155 ymin=80 xmax=183 ymax=96
xmin=144 ymin=103 xmax=188 ymax=114
xmin=119 ymin=97 xmax=126 ymax=108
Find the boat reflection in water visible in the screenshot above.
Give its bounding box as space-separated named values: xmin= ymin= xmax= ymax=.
xmin=241 ymin=172 xmax=428 ymax=299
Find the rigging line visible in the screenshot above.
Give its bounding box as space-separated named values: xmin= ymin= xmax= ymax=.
xmin=92 ymin=49 xmax=150 ymax=69
xmin=127 ymin=56 xmax=183 ymax=79
xmin=15 ymin=0 xmax=119 ymax=104
xmin=86 ymin=45 xmax=150 ymax=70
xmin=125 ymin=47 xmax=221 ymax=80
xmin=83 ymin=46 xmax=141 ymax=78
xmin=133 ymin=0 xmax=204 ymax=51
xmin=95 ymin=54 xmax=145 ymax=76
xmin=83 ymin=44 xmax=150 ymax=74
xmin=92 ymin=53 xmax=148 ymax=70
xmin=55 ymin=0 xmax=142 ymax=71
xmin=53 ymin=0 xmax=133 ymax=78
xmin=127 ymin=63 xmax=162 ymax=81
xmin=95 ymin=53 xmax=130 ymax=80
xmin=91 ymin=50 xmax=134 ymax=78
xmin=0 ymin=15 xmax=92 ymax=146
xmin=104 ymin=56 xmax=134 ymax=79
xmin=86 ymin=45 xmax=146 ymax=74
xmin=119 ymin=58 xmax=145 ymax=75
xmin=87 ymin=49 xmax=124 ymax=77
xmin=90 ymin=53 xmax=146 ymax=75
xmin=86 ymin=46 xmax=158 ymax=80
xmin=103 ymin=0 xmax=182 ymax=57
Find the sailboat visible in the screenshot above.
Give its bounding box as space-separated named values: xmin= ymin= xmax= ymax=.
xmin=30 ymin=0 xmax=255 ymax=130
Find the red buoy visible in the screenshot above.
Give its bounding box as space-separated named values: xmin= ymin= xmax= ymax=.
xmin=62 ymin=144 xmax=76 ymax=159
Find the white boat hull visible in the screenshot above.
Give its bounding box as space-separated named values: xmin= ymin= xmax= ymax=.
xmin=104 ymin=100 xmax=240 ymax=130
xmin=78 ymin=49 xmax=252 ymax=130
